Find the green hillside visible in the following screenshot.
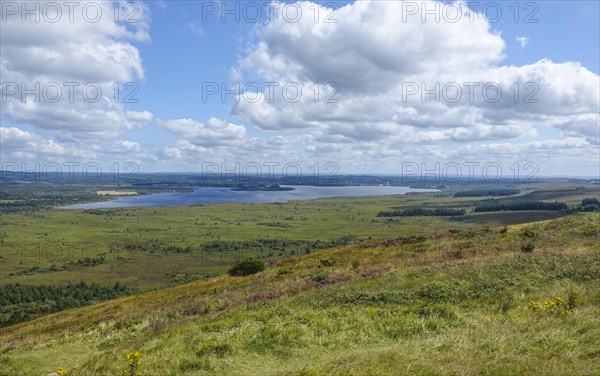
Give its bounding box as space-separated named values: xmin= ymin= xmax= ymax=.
xmin=1 ymin=214 xmax=598 ymax=375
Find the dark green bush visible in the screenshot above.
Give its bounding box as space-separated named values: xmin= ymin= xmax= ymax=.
xmin=311 ymin=271 xmax=329 ymax=283
xmin=581 ymin=203 xmax=600 ymax=212
xmin=320 ymin=259 xmax=335 ymax=267
xmin=521 ymin=242 xmax=535 ymax=253
xmin=228 ymin=259 xmax=265 ymax=276
xmin=581 ymin=197 xmax=599 ymax=206
xmin=520 ymin=228 xmax=539 ymax=239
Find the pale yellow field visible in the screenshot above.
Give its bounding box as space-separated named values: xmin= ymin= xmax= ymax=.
xmin=95 ymin=190 xmax=137 ymax=196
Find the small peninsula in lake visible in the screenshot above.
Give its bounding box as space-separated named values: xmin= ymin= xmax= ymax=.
xmin=231 ymin=184 xmax=295 ymax=192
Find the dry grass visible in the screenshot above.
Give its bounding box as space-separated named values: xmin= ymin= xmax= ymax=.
xmin=0 ymin=214 xmax=598 ymax=375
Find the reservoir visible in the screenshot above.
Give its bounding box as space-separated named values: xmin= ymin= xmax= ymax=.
xmin=61 ymin=185 xmax=439 ymax=209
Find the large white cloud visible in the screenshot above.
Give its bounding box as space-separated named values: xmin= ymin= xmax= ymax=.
xmin=0 ymin=1 xmax=152 ymax=140
xmin=0 ymin=127 xmax=68 ymax=158
xmin=1 ymin=0 xmax=597 ymax=176
xmin=0 ymin=126 xmax=145 ymax=163
xmin=239 ymin=1 xmax=504 ymax=91
xmin=232 ymin=0 xmax=600 ymax=146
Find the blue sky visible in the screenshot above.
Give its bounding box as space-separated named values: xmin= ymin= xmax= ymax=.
xmin=132 ymin=1 xmax=599 ymax=133
xmin=1 ymin=1 xmax=599 ymax=177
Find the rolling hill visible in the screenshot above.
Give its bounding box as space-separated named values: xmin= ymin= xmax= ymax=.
xmin=1 ymin=214 xmax=599 ymax=375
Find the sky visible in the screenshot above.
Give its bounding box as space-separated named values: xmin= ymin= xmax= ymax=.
xmin=1 ymin=0 xmax=599 ymax=179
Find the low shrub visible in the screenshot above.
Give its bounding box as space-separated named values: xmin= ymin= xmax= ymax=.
xmin=320 ymin=259 xmax=335 ymax=267
xmin=520 ymin=242 xmax=536 ymax=253
xmin=228 ymin=259 xmax=265 ymax=276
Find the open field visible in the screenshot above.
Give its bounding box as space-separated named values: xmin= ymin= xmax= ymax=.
xmin=1 ymin=187 xmax=598 ymax=292
xmin=0 ymin=214 xmax=598 ymax=375
xmin=2 ymin=187 xmax=597 ymax=292
xmin=1 ymin=193 xmax=472 ymax=290
xmin=1 ymin=182 xmax=599 ymax=374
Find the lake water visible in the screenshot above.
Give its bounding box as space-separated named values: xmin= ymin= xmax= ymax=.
xmin=61 ymin=185 xmax=438 ymax=209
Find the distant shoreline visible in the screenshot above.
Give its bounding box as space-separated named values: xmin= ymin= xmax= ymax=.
xmin=230 ymin=185 xmax=295 ymax=192
xmin=96 ymin=190 xmax=138 ymax=196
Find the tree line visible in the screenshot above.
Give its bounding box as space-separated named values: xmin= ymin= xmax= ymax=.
xmin=453 ymin=189 xmax=520 ymax=197
xmin=473 ymin=201 xmax=567 ymax=212
xmin=0 ymin=281 xmax=130 ymax=327
xmin=378 ymin=208 xmax=466 ymax=217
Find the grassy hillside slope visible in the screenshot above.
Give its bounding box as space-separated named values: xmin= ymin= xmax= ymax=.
xmin=1 ymin=214 xmax=599 ymax=375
